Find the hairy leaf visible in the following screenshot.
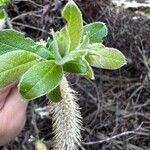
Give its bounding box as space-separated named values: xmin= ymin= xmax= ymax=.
xmin=0 ymin=29 xmax=36 ymax=55
xmin=79 ymin=33 xmax=90 ymax=49
xmin=0 ymin=9 xmax=5 ymax=19
xmin=55 ymin=27 xmax=70 ymax=57
xmin=48 ymin=41 xmax=57 ymax=59
xmin=62 ymin=0 xmax=83 ymax=50
xmin=58 ymin=50 xmax=87 ymax=65
xmin=86 ymin=43 xmax=105 ymax=53
xmin=47 ymin=86 xmax=62 ymax=102
xmin=19 ymin=61 xmax=63 ymax=100
xmin=34 ymin=44 xmax=53 ymax=60
xmin=0 ymin=0 xmax=9 ymax=6
xmin=48 ymin=30 xmax=62 ymax=61
xmin=63 ymin=59 xmax=88 ymax=74
xmin=86 ymin=47 xmax=126 ymax=70
xmin=0 ymin=50 xmax=39 ymax=88
xmin=83 ymin=22 xmax=108 ymax=43
xmin=83 ymin=59 xmax=95 ymax=80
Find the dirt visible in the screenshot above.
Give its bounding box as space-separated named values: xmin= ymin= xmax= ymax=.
xmin=0 ymin=0 xmax=150 ymax=149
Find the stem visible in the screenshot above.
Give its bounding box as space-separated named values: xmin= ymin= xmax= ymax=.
xmin=50 ymin=76 xmax=82 ymax=150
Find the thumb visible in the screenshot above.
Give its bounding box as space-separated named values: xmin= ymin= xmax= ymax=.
xmin=0 ymin=84 xmax=15 ymax=110
xmin=0 ymin=85 xmax=28 ymax=145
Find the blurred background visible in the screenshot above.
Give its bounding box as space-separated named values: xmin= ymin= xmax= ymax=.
xmin=0 ymin=0 xmax=150 ymax=149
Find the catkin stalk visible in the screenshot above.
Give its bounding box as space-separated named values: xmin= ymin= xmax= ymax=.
xmin=50 ymin=77 xmax=82 ymax=150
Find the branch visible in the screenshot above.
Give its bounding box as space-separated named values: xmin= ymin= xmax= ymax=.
xmin=83 ymin=129 xmax=139 ymax=145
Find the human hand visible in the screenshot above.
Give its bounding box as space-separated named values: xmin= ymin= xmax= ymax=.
xmin=0 ymin=83 xmax=28 ymax=146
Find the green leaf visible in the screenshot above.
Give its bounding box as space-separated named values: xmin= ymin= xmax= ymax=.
xmin=55 ymin=27 xmax=70 ymax=57
xmin=0 ymin=29 xmax=36 ymax=55
xmin=62 ymin=0 xmax=83 ymax=50
xmin=63 ymin=59 xmax=89 ymax=75
xmin=46 ymin=37 xmax=53 ymax=48
xmin=34 ymin=44 xmax=53 ymax=60
xmin=85 ymin=65 xmax=94 ymax=79
xmin=79 ymin=33 xmax=90 ymax=49
xmin=83 ymin=22 xmax=108 ymax=43
xmin=19 ymin=60 xmax=63 ymax=100
xmin=0 ymin=9 xmax=5 ymax=19
xmin=0 ymin=0 xmax=9 ymax=6
xmin=48 ymin=30 xmax=62 ymax=61
xmin=83 ymin=59 xmax=95 ymax=80
xmin=86 ymin=47 xmax=126 ymax=70
xmin=58 ymin=50 xmax=87 ymax=65
xmin=86 ymin=43 xmax=105 ymax=54
xmin=0 ymin=50 xmax=39 ymax=88
xmin=69 ymin=50 xmax=87 ymax=59
xmin=48 ymin=41 xmax=56 ymax=59
xmin=47 ymin=86 xmax=62 ymax=102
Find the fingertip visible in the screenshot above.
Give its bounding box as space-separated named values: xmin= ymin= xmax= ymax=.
xmin=0 ymin=86 xmax=28 ymax=146
xmin=0 ymin=83 xmax=17 ymax=94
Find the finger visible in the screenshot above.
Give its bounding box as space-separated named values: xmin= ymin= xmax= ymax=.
xmin=0 ymin=86 xmax=28 ymax=145
xmin=0 ymin=83 xmax=16 ymax=110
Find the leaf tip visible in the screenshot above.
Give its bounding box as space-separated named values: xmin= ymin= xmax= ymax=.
xmin=91 ymin=76 xmax=95 ymax=80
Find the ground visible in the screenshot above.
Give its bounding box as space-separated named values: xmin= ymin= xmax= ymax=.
xmin=0 ymin=0 xmax=150 ymax=149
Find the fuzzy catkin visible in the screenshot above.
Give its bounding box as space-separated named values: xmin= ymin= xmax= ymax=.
xmin=35 ymin=140 xmax=47 ymax=150
xmin=0 ymin=18 xmax=5 ymax=29
xmin=50 ymin=77 xmax=82 ymax=150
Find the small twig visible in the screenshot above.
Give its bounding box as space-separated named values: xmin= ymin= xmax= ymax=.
xmin=82 ymin=129 xmax=140 ymax=145
xmin=11 ymin=22 xmax=51 ymax=34
xmin=10 ymin=11 xmax=41 ymax=22
xmin=14 ymin=0 xmax=43 ymax=8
